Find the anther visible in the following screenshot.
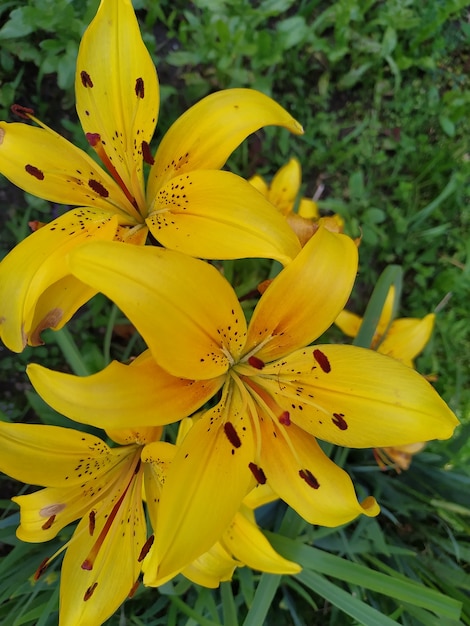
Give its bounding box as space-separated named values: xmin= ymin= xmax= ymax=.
xmin=138 ymin=534 xmax=154 ymax=562
xmin=224 ymin=422 xmax=242 ymax=448
xmin=11 ymin=104 xmax=35 ymax=119
xmin=41 ymin=515 xmax=56 ymax=530
xmin=84 ymin=582 xmax=98 ymax=601
xmin=278 ymin=411 xmax=291 ymax=426
xmin=299 ymin=468 xmax=320 ymax=489
xmin=248 ymin=462 xmax=267 ymax=484
xmin=248 ymin=355 xmax=265 ymax=370
xmin=34 ymin=557 xmax=49 ymax=581
xmin=313 ymin=349 xmax=331 ymax=373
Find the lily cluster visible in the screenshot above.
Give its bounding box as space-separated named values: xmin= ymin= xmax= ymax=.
xmin=0 ymin=1 xmax=459 ymax=625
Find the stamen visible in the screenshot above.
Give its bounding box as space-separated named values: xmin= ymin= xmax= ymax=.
xmin=142 ymin=140 xmax=155 ymax=165
xmin=332 ymin=412 xmax=348 ymax=430
xmin=278 ymin=411 xmax=291 ymax=426
xmin=299 ymin=468 xmax=320 ymax=489
xmin=34 ymin=557 xmax=49 ymax=581
xmin=313 ymin=349 xmax=331 ymax=373
xmin=128 ymin=579 xmax=140 ymax=598
xmin=84 ymin=582 xmax=98 ymax=601
xmin=135 ymin=77 xmax=144 ymax=98
xmin=248 ymin=355 xmax=265 ymax=370
xmin=88 ymin=179 xmax=109 ymax=198
xmin=86 ymin=132 xmax=101 ymax=147
xmin=89 ymin=510 xmax=96 ymax=536
xmin=41 ymin=515 xmax=56 ymax=530
xmin=11 ymin=104 xmax=35 ymax=119
xmin=25 ymin=164 xmax=44 ymax=180
xmin=248 ymin=462 xmax=267 ymax=484
xmin=80 ymin=71 xmax=93 ymax=88
xmin=224 ymin=422 xmax=241 ymax=448
xmin=138 ymin=534 xmax=154 ymax=562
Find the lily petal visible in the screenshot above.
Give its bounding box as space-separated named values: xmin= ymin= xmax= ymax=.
xmin=141 ymin=441 xmax=176 ymax=529
xmin=0 ymin=209 xmax=118 ymax=351
xmin=334 ymin=309 xmax=363 ymax=338
xmin=27 ymin=350 xmax=223 ymax=429
xmin=182 ymin=542 xmax=239 ymax=588
xmin=245 ymin=226 xmax=358 ymax=362
xmin=146 ymin=170 xmax=301 ymax=263
xmin=147 ymin=88 xmax=303 ymax=199
xmin=261 ymin=344 xmax=459 ymax=447
xmin=222 ymin=506 xmax=301 ymax=574
xmin=257 ymin=416 xmax=379 ymax=526
xmin=0 ymin=122 xmax=133 ymax=215
xmin=379 ymin=314 xmax=435 ymax=366
xmin=268 ymin=157 xmax=301 ymax=216
xmin=69 ymin=242 xmax=247 ymax=379
xmin=59 ymin=453 xmax=146 ymax=626
xmin=143 ymin=385 xmax=255 ymax=586
xmin=76 ymin=0 xmax=159 ymax=214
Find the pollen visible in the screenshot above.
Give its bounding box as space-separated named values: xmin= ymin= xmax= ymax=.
xmin=88 ymin=179 xmax=109 ymax=197
xmin=81 ymin=70 xmax=93 ymax=88
xmin=313 ymin=349 xmax=331 ymax=373
xmin=25 ymin=164 xmax=45 ymax=180
xmin=248 ymin=355 xmax=265 ymax=370
xmin=299 ymin=468 xmax=320 ymax=489
xmin=41 ymin=515 xmax=56 ymax=530
xmin=138 ymin=534 xmax=154 ymax=562
xmin=224 ymin=422 xmax=242 ymax=448
xmin=332 ymin=412 xmax=348 ymax=430
xmin=84 ymin=582 xmax=98 ymax=601
xmin=142 ymin=140 xmax=154 ymax=165
xmin=248 ymin=462 xmax=267 ymax=484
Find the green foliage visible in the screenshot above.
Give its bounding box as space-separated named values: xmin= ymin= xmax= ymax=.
xmin=1 ymin=0 xmax=470 ymax=624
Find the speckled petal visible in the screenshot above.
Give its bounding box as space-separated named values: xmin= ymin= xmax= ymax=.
xmin=245 ymin=226 xmax=358 ymax=362
xmin=76 ymin=0 xmax=159 ymax=213
xmin=0 ymin=122 xmax=134 ymax=216
xmin=69 ymin=242 xmax=247 ymax=379
xmin=27 ymin=350 xmax=223 ymax=429
xmin=260 ymin=344 xmax=459 ymax=447
xmin=0 ymin=208 xmax=118 ymax=352
xmin=147 ymin=88 xmax=303 ymax=199
xmin=146 ymin=170 xmax=300 ymax=263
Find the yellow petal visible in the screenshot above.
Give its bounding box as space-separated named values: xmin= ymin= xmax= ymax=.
xmin=261 ymin=344 xmax=459 ymax=447
xmin=147 ymin=88 xmax=303 ymax=198
xmin=182 ymin=543 xmax=239 ymax=588
xmin=59 ymin=452 xmax=146 ymax=626
xmin=248 ymin=174 xmax=269 ymax=197
xmin=0 ymin=421 xmax=111 ymax=488
xmin=334 ymin=309 xmax=363 ymax=338
xmin=76 ymin=0 xmax=159 ymax=214
xmin=0 ymin=209 xmax=118 ymax=352
xmin=298 ymin=197 xmax=319 ymax=219
xmin=146 ymin=170 xmax=301 ymax=263
xmin=69 ymin=242 xmax=247 ymax=379
xmin=0 ymin=122 xmax=134 ymax=216
xmin=27 ymin=350 xmax=223 ymax=429
xmin=143 ymin=385 xmax=255 ymax=586
xmin=378 ymin=314 xmax=435 ymax=366
xmin=245 ymin=226 xmax=358 ymax=362
xmin=256 ymin=412 xmax=378 ymax=526
xmin=268 ymin=158 xmax=301 ymax=216
xmin=243 ymin=483 xmax=278 ymax=509
xmin=222 ymin=507 xmax=301 ymax=574
xmin=141 ymin=441 xmax=176 ymax=529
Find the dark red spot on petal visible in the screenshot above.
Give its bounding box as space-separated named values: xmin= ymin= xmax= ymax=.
xmin=138 ymin=534 xmax=154 ymax=562
xmin=84 ymin=582 xmax=98 ymax=601
xmin=25 ymin=164 xmax=44 ymax=180
xmin=313 ymin=349 xmax=331 ymax=373
xmin=34 ymin=557 xmax=49 ymax=581
xmin=248 ymin=355 xmax=265 ymax=370
xmin=299 ymin=469 xmax=320 ymax=489
xmin=278 ymin=411 xmax=291 ymax=425
xmin=88 ymin=179 xmax=109 ymax=197
xmin=41 ymin=515 xmax=55 ymax=530
xmin=224 ymin=422 xmax=241 ymax=448
xmin=89 ymin=510 xmax=96 ymax=536
xmin=86 ymin=132 xmax=101 ymax=147
xmin=11 ymin=104 xmax=35 ymax=119
xmin=142 ymin=140 xmax=154 ymax=165
xmin=332 ymin=413 xmax=348 ymax=430
xmin=135 ymin=77 xmax=144 ymax=98
xmin=249 ymin=462 xmax=267 ymax=484
xmin=81 ymin=71 xmax=93 ymax=88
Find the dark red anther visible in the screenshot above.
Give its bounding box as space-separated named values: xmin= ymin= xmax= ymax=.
xmin=224 ymin=422 xmax=241 ymax=448
xmin=278 ymin=411 xmax=291 ymax=426
xmin=82 ymin=558 xmax=93 ymax=571
xmin=248 ymin=355 xmax=265 ymax=370
xmin=89 ymin=510 xmax=96 ymax=536
xmin=142 ymin=140 xmax=154 ymax=165
xmin=138 ymin=534 xmax=154 ymax=562
xmin=25 ymin=164 xmax=45 ymax=180
xmin=299 ymin=468 xmax=320 ymax=489
xmin=83 ymin=582 xmax=98 ymax=601
xmin=81 ymin=71 xmax=93 ymax=88
xmin=41 ymin=514 xmax=56 ymax=530
xmin=34 ymin=557 xmax=49 ymax=581
xmin=135 ymin=77 xmax=144 ymax=98
xmin=313 ymin=349 xmax=331 ymax=373
xmin=332 ymin=413 xmax=348 ymax=430
xmin=88 ymin=179 xmax=109 ymax=197
xmin=86 ymin=132 xmax=101 ymax=147
xmin=128 ymin=579 xmax=140 ymax=598
xmin=249 ymin=462 xmax=267 ymax=484
xmin=11 ymin=104 xmax=35 ymax=119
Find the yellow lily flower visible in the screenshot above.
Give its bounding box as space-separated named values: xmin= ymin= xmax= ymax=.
xmin=28 ymin=226 xmax=458 ymax=583
xmin=0 ymin=0 xmax=302 ymax=353
xmin=0 ymin=420 xmax=168 ymax=626
xmin=249 ymin=157 xmax=344 ymax=246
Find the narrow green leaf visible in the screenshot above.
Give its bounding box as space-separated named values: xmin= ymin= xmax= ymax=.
xmin=242 ymin=574 xmax=281 ymax=626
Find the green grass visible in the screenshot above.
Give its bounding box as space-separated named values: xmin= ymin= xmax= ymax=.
xmin=1 ymin=0 xmax=470 ymax=624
